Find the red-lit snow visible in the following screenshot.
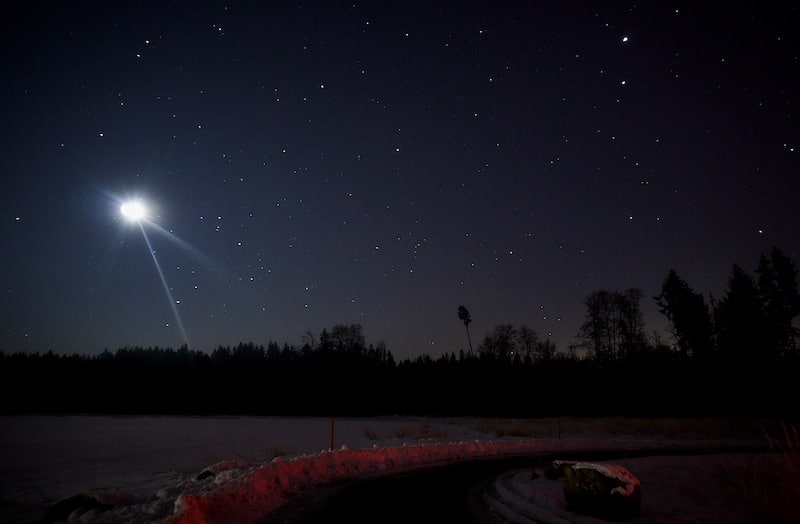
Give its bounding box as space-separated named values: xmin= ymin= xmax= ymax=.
xmin=0 ymin=416 xmax=774 ymax=524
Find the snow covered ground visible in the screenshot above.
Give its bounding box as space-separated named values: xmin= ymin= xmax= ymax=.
xmin=0 ymin=415 xmax=783 ymax=523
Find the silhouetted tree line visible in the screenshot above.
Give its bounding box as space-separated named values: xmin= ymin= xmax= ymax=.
xmin=1 ymin=247 xmax=797 ymax=418
xmin=575 ymin=246 xmax=800 ymax=367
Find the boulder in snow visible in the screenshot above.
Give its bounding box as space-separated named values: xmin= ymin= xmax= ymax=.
xmin=563 ymin=462 xmax=641 ymax=520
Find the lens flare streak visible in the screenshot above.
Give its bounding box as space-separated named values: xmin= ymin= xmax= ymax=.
xmin=138 ymin=222 xmax=189 ymax=346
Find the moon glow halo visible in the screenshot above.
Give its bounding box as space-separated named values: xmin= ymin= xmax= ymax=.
xmin=120 ymin=200 xmax=148 ymax=222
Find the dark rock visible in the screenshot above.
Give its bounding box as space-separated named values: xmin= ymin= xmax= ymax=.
xmin=41 ymin=493 xmax=113 ymax=523
xmin=563 ymin=462 xmax=641 ymax=520
xmin=545 ymin=459 xmax=575 ymax=480
xmin=196 ymin=469 xmax=216 ymax=480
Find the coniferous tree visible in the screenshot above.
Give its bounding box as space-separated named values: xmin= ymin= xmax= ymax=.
xmin=457 ymin=305 xmax=473 ymax=353
xmin=714 ymin=264 xmax=765 ymax=362
xmin=756 ymin=247 xmax=800 ymax=359
xmin=655 ymin=269 xmax=714 ymax=359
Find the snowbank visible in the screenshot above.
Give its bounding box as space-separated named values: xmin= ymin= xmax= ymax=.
xmin=84 ymin=436 xmax=743 ymax=524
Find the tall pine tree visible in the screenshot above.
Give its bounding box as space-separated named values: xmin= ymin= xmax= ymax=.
xmin=756 ymin=247 xmax=800 ymax=359
xmin=655 ymin=269 xmax=713 ymax=360
xmin=714 ymin=264 xmax=765 ymax=362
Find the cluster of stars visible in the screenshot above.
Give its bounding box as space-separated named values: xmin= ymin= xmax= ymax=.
xmin=1 ymin=3 xmax=795 ymax=360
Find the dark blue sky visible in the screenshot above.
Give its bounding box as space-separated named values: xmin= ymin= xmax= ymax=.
xmin=2 ymin=2 xmax=798 ymax=359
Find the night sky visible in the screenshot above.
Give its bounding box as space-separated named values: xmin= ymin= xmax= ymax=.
xmin=2 ymin=2 xmax=798 ymax=360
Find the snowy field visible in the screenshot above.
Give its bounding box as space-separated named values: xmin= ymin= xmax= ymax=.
xmin=0 ymin=415 xmax=788 ymax=523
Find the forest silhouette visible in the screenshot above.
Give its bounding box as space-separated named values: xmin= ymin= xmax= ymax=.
xmin=2 ymin=247 xmax=797 ymax=418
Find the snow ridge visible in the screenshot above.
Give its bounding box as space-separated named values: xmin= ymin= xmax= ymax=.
xmin=82 ymin=436 xmax=755 ymax=524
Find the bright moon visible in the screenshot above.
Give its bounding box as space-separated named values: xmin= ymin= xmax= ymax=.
xmin=120 ymin=200 xmax=148 ymax=221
